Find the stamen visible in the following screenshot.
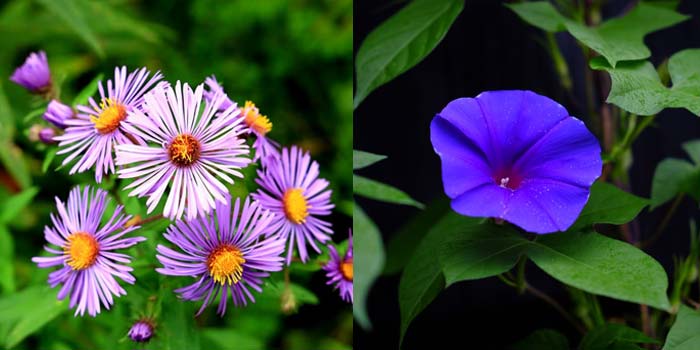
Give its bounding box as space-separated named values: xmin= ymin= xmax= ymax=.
xmin=283 ymin=188 xmax=309 ymax=224
xmin=242 ymin=101 xmax=272 ymax=135
xmin=64 ymin=232 xmax=99 ymax=270
xmin=340 ymin=258 xmax=353 ymax=281
xmin=90 ymin=98 xmax=127 ymax=134
xmin=168 ymin=134 xmax=201 ymax=167
xmin=207 ymin=244 xmax=245 ymax=285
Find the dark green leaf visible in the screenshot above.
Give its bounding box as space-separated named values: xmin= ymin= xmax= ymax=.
xmin=580 ymin=323 xmax=658 ymax=350
xmin=72 ymin=73 xmax=104 ymax=106
xmin=681 ymin=139 xmax=700 ymax=166
xmin=37 ymin=0 xmax=105 ymax=57
xmin=440 ymin=220 xmax=528 ymax=286
xmin=354 ymin=205 xmax=384 ymax=330
xmin=399 ymin=212 xmax=469 ymax=347
xmin=353 ymin=175 xmax=424 ymax=208
xmin=571 ymin=181 xmax=648 ymax=231
xmin=663 ymin=305 xmax=700 ymax=350
xmin=527 ymin=231 xmax=670 ymax=310
xmin=354 ymin=0 xmax=463 ymax=108
xmin=0 ymin=187 xmax=39 ymax=224
xmin=353 ymin=149 xmax=386 ymax=170
xmin=511 ymin=329 xmax=569 ymax=350
xmin=650 ymin=159 xmax=696 ymax=209
xmin=384 ymin=198 xmax=450 ymax=275
xmin=506 ymin=2 xmax=568 ymax=32
xmin=566 ymin=4 xmax=686 ymax=67
xmin=0 ymin=225 xmax=14 ymax=293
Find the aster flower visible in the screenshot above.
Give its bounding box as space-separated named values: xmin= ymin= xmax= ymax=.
xmin=430 ymin=90 xmax=602 ymax=234
xmin=54 ymin=66 xmax=163 ymax=183
xmin=31 ymin=186 xmax=146 ymax=317
xmin=115 ymin=81 xmax=250 ymax=220
xmin=204 ymin=76 xmax=279 ymax=162
xmin=156 ymin=196 xmax=285 ymax=316
xmin=10 ymin=51 xmax=51 ymax=94
xmin=44 ymin=100 xmax=74 ymax=129
xmin=252 ymin=146 xmax=334 ymax=264
xmin=128 ymin=319 xmax=155 ymax=343
xmin=323 ymin=231 xmax=353 ymax=303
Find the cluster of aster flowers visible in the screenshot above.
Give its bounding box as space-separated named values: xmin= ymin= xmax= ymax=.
xmin=11 ymin=50 xmax=351 ymax=343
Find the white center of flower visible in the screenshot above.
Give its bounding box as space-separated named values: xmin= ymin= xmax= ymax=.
xmin=499 ymin=177 xmax=510 ymax=188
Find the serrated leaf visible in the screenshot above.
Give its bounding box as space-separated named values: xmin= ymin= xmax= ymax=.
xmin=592 ymin=49 xmax=700 ymax=116
xmin=354 ymin=0 xmax=463 ymax=108
xmin=353 ymin=149 xmax=386 ymax=170
xmin=37 ymin=0 xmax=105 ymax=57
xmin=571 ymin=181 xmax=648 ymax=231
xmin=650 ymin=159 xmax=697 ymax=209
xmin=0 ymin=187 xmax=39 ymax=224
xmin=353 ymin=175 xmax=424 ymax=208
xmin=439 ymin=220 xmax=528 ymax=286
xmin=506 ymin=2 xmax=568 ymax=32
xmin=353 ymin=205 xmax=384 ymax=330
xmin=72 ymin=73 xmax=104 ymax=106
xmin=527 ymin=231 xmax=670 ymax=311
xmin=580 ymin=323 xmax=658 ymax=350
xmin=511 ymin=329 xmax=569 ymax=350
xmin=663 ymin=305 xmax=700 ymax=350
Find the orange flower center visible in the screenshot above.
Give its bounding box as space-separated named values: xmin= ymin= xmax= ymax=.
xmin=90 ymin=98 xmax=127 ymax=134
xmin=242 ymin=101 xmax=272 ymax=135
xmin=340 ymin=258 xmax=353 ymax=281
xmin=64 ymin=232 xmax=99 ymax=270
xmin=168 ymin=134 xmax=201 ymax=167
xmin=207 ymin=244 xmax=245 ymax=285
xmin=283 ymin=188 xmax=309 ymax=224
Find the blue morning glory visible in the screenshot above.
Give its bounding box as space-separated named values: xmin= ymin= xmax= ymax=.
xmin=430 ymin=90 xmax=602 ymax=234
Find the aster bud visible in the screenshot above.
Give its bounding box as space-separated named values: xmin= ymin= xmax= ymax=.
xmin=38 ymin=128 xmax=56 ymax=144
xmin=128 ymin=319 xmax=154 ymax=343
xmin=10 ymin=51 xmax=52 ymax=96
xmin=43 ymin=100 xmax=73 ymax=129
xmin=281 ymin=286 xmax=298 ymax=315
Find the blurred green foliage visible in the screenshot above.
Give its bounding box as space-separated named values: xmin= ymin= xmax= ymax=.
xmin=0 ymin=0 xmax=352 ymax=349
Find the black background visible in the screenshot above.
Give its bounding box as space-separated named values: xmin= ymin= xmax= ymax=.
xmin=354 ymin=0 xmax=700 ymax=349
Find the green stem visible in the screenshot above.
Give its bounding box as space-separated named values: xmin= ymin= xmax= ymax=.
xmin=515 ymin=256 xmax=527 ymax=294
xmin=642 ymin=194 xmax=684 ymax=248
xmin=525 ymin=283 xmax=586 ymax=334
xmin=546 ymin=33 xmax=572 ymax=92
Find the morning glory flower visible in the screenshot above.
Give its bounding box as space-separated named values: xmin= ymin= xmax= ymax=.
xmin=430 ymin=90 xmax=602 ymax=234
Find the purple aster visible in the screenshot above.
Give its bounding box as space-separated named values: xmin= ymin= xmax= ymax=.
xmin=323 ymin=231 xmax=353 ymax=303
xmin=44 ymin=99 xmax=74 ymax=129
xmin=115 ymin=81 xmax=251 ymax=220
xmin=54 ymin=66 xmax=163 ymax=183
xmin=204 ymin=76 xmax=280 ymax=162
xmin=430 ymin=90 xmax=602 ymax=234
xmin=31 ymin=186 xmax=146 ymax=317
xmin=156 ymin=196 xmax=285 ymax=316
xmin=252 ymin=146 xmax=334 ymax=264
xmin=10 ymin=51 xmax=51 ymax=93
xmin=128 ymin=319 xmax=155 ymax=343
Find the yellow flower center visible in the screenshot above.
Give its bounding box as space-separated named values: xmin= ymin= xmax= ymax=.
xmin=90 ymin=98 xmax=127 ymax=134
xmin=283 ymin=188 xmax=309 ymax=224
xmin=168 ymin=134 xmax=201 ymax=167
xmin=340 ymin=258 xmax=353 ymax=281
xmin=64 ymin=232 xmax=99 ymax=270
xmin=207 ymin=244 xmax=245 ymax=285
xmin=242 ymin=101 xmax=272 ymax=135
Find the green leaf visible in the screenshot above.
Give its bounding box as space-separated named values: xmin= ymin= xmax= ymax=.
xmin=353 ymin=175 xmax=424 ymax=208
xmin=37 ymin=0 xmax=105 ymax=57
xmin=354 ymin=0 xmax=463 ymax=108
xmin=650 ymin=159 xmax=696 ymax=209
xmin=663 ymin=305 xmax=700 ymax=350
xmin=511 ymin=329 xmax=569 ymax=350
xmin=566 ymin=4 xmax=686 ymax=67
xmin=571 ymin=182 xmax=648 ymax=231
xmin=0 ymin=286 xmax=67 ymax=348
xmin=580 ymin=323 xmax=658 ymax=350
xmin=23 ymin=107 xmax=47 ymax=123
xmin=682 ymin=140 xmax=700 ymax=166
xmin=201 ymin=329 xmax=265 ymax=350
xmin=506 ymin=2 xmax=568 ymax=32
xmin=159 ymin=294 xmax=201 ymax=350
xmin=439 ymin=220 xmax=528 ymax=286
xmin=353 ymin=149 xmax=386 ymax=170
xmin=0 ymin=225 xmax=14 ymax=293
xmin=353 ymin=204 xmax=384 ymax=330
xmin=72 ymin=73 xmax=104 ymax=106
xmin=384 ymin=198 xmax=450 ymax=275
xmin=0 ymin=187 xmax=39 ymax=224
xmin=591 ymin=49 xmax=700 ymax=116
xmin=0 ymin=82 xmax=31 ymax=190
xmin=399 ymin=212 xmax=468 ymax=347
xmin=527 ymin=231 xmax=670 ymax=310
xmin=42 ymin=148 xmax=58 ymax=174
